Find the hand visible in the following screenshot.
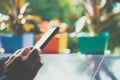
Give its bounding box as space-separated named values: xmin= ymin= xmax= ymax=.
xmin=3 ymin=47 xmax=43 ymax=80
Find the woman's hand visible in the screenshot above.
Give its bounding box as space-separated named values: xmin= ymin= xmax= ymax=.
xmin=3 ymin=47 xmax=43 ymax=80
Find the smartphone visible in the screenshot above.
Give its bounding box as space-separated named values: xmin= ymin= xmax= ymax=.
xmin=33 ymin=26 xmax=59 ymax=50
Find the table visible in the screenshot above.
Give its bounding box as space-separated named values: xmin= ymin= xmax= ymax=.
xmin=33 ymin=54 xmax=120 ymax=80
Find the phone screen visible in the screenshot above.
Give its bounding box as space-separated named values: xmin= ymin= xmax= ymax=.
xmin=33 ymin=26 xmax=59 ymax=50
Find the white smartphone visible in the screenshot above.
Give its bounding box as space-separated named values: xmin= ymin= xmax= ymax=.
xmin=33 ymin=26 xmax=59 ymax=50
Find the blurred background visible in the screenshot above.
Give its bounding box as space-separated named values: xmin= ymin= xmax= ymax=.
xmin=0 ymin=0 xmax=120 ymax=54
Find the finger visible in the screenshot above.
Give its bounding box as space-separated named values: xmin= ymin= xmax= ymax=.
xmin=16 ymin=47 xmax=32 ymax=57
xmin=4 ymin=49 xmax=22 ymax=67
xmin=20 ymin=46 xmax=33 ymax=57
xmin=5 ymin=47 xmax=30 ymax=66
xmin=12 ymin=49 xmax=22 ymax=56
xmin=19 ymin=47 xmax=31 ymax=60
xmin=4 ymin=55 xmax=16 ymax=71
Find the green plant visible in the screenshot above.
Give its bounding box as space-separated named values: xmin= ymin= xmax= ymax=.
xmin=27 ymin=0 xmax=83 ymax=33
xmin=0 ymin=0 xmax=41 ymax=35
xmin=75 ymin=0 xmax=120 ymax=35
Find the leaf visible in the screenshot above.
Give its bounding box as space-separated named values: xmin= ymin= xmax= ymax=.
xmin=101 ymin=11 xmax=120 ymax=22
xmin=75 ymin=16 xmax=87 ymax=33
xmin=19 ymin=0 xmax=26 ymax=8
xmin=0 ymin=2 xmax=12 ymax=13
xmin=20 ymin=2 xmax=30 ymax=14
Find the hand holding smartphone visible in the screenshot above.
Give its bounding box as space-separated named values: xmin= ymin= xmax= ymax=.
xmin=33 ymin=26 xmax=60 ymax=51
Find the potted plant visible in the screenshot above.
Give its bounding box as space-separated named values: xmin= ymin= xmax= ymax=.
xmin=0 ymin=0 xmax=41 ymax=53
xmin=73 ymin=0 xmax=120 ymax=54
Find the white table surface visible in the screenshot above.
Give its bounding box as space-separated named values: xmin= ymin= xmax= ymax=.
xmin=33 ymin=54 xmax=120 ymax=80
